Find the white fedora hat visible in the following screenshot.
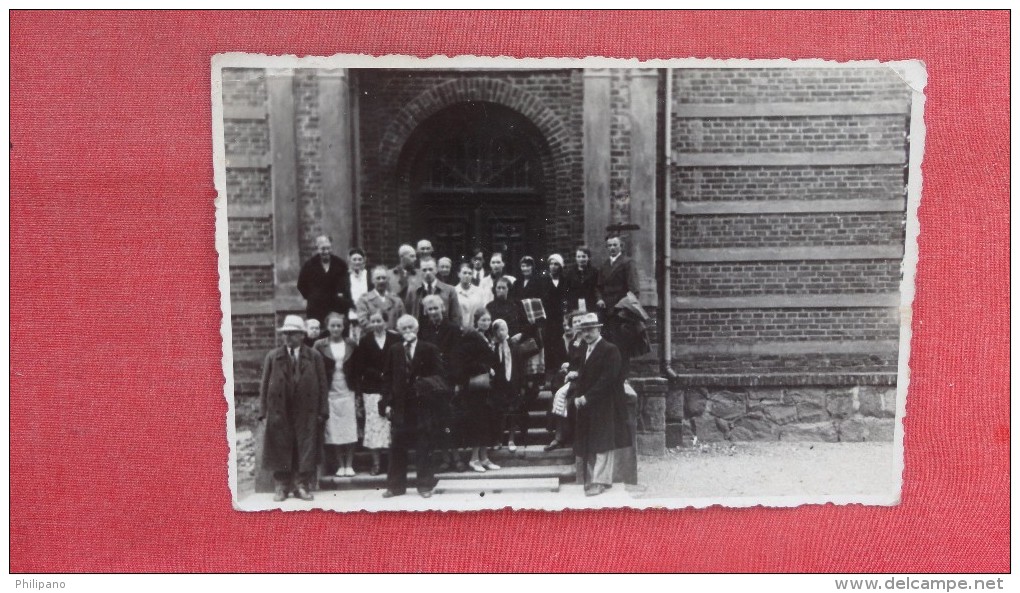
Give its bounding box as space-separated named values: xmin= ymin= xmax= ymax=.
xmin=276 ymin=314 xmax=307 ymax=333
xmin=574 ymin=312 xmax=602 ymax=329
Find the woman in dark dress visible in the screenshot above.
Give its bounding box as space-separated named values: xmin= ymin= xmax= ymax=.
xmin=542 ymin=253 xmax=570 ymax=385
xmin=348 ymin=310 xmax=399 ymax=475
xmin=489 ymin=318 xmax=525 ymax=452
xmin=565 ymin=246 xmax=600 ymax=315
xmin=485 ymin=276 xmax=524 ymax=339
xmin=486 ymin=276 xmax=537 ymax=450
xmin=453 ymin=308 xmax=501 ymax=472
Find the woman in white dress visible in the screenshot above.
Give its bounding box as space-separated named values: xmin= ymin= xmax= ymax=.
xmin=454 ymin=262 xmax=485 ymax=330
xmin=313 ymin=312 xmax=359 ymax=477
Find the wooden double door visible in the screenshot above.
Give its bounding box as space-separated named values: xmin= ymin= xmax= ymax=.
xmin=417 ymin=192 xmax=545 ymax=269
xmin=407 ymin=101 xmax=549 ymax=267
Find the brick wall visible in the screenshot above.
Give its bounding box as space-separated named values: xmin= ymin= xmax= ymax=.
xmin=227 ymin=218 xmax=273 ymax=253
xmin=221 ymin=67 xmax=273 ymax=396
xmin=295 ymin=69 xmax=325 ymax=263
xmin=673 ymin=260 xmax=902 ymax=296
xmin=673 ymin=68 xmax=910 ymax=104
xmin=226 ymin=169 xmax=271 ymax=206
xmin=674 ymin=353 xmax=899 ymax=374
xmin=673 ymin=308 xmax=899 ymax=342
xmin=229 ymin=267 xmax=273 ymax=301
xmin=231 ymin=313 xmax=276 ymax=352
xmin=223 ymin=120 xmax=269 ymax=155
xmin=674 ymin=115 xmax=906 ymax=153
xmin=673 ymin=212 xmax=905 ymax=248
xmin=673 ymin=165 xmax=904 ymax=202
xmin=666 ymin=66 xmax=912 ymax=441
xmin=609 ymin=70 xmax=632 ymax=223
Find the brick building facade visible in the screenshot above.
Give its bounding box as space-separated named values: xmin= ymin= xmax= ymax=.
xmin=220 ymin=65 xmax=913 ymax=453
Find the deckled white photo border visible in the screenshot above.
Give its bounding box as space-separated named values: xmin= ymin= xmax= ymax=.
xmin=213 ymin=53 xmax=926 ymax=512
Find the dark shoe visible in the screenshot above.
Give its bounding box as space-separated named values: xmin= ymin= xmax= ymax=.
xmin=369 ymin=465 xmax=381 ymax=476
xmin=437 ymin=461 xmax=451 ymax=473
xmin=295 ymin=485 xmax=314 ymax=501
xmin=273 ymin=485 xmax=288 ymax=502
xmin=584 ymin=484 xmax=608 ymax=497
xmin=382 ymin=489 xmax=404 ymax=498
xmin=418 ymin=489 xmax=434 ymax=498
xmin=544 ymin=440 xmax=562 ymax=452
xmin=454 ymin=460 xmax=468 ymax=473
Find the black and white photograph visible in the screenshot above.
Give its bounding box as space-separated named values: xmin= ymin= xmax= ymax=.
xmin=215 ymin=54 xmax=925 ymax=512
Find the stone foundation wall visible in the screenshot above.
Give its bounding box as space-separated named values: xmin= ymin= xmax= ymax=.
xmin=665 ymin=384 xmax=897 ymax=445
xmin=631 ymin=377 xmax=667 ymax=456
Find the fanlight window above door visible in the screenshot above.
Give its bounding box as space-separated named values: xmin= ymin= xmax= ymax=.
xmin=419 ymin=132 xmax=539 ymax=193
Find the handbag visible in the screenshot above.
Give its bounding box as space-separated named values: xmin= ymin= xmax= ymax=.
xmin=467 ymin=373 xmax=491 ymax=391
xmin=518 ymin=337 xmax=541 ymax=359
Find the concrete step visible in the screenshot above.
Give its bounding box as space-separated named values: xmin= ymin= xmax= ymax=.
xmin=433 ymin=477 xmax=560 ymax=495
xmin=319 ymin=463 xmax=576 ymax=491
xmin=344 ymin=444 xmax=572 ymax=472
xmin=494 ymin=426 xmax=558 ymax=446
xmin=434 ymin=464 xmax=575 ymax=481
xmin=489 ymin=444 xmax=574 ymax=466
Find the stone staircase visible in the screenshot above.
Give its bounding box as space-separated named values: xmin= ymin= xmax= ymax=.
xmin=317 ymin=389 xmax=576 ymax=495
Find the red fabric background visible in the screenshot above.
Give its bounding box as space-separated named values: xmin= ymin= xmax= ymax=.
xmin=9 ymin=11 xmax=1009 ymax=573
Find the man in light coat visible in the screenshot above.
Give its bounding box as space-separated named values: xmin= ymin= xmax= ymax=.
xmin=388 ymin=244 xmax=421 ymax=301
xmin=356 ymin=265 xmax=406 ymax=330
xmin=258 ymin=315 xmax=329 ymax=502
xmin=405 ymin=257 xmax=462 ymax=327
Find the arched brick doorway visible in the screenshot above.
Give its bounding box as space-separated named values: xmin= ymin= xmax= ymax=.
xmin=400 ymin=102 xmax=551 ymax=266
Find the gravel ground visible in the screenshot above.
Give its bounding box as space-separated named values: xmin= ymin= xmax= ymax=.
xmin=236 ymin=430 xmax=256 ymax=496
xmin=233 ymin=438 xmax=897 ymax=503
xmin=634 ymin=441 xmax=898 ymax=501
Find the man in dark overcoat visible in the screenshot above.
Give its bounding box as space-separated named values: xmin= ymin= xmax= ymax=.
xmin=297 ymin=235 xmax=351 ymax=325
xmin=258 ymin=314 xmax=329 ymax=502
xmin=380 ymin=314 xmax=449 ymax=498
xmin=571 ymin=312 xmax=633 ymax=496
xmin=417 ymin=293 xmax=465 ymax=472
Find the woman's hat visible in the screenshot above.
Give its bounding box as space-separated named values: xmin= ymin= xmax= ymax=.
xmin=548 ymin=253 xmax=564 ymax=267
xmin=277 ymin=314 xmax=307 ymax=333
xmin=574 ymin=312 xmax=602 ymax=329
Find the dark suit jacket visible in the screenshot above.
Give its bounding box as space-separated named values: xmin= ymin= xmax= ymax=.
xmin=573 ymin=338 xmax=632 ymax=456
xmin=349 ymin=330 xmax=400 ymax=395
xmin=418 ymin=319 xmax=462 ymax=374
xmin=452 ymin=329 xmax=498 ymax=387
xmin=297 ymin=255 xmax=351 ymax=322
xmin=596 ymin=255 xmax=639 ymax=310
xmin=380 ymin=339 xmax=446 ymax=426
xmin=405 ymin=280 xmax=463 ymax=327
xmin=512 ymin=274 xmax=549 ymax=302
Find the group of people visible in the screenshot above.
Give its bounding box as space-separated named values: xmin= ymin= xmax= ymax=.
xmin=257 ymin=233 xmax=644 ymax=501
